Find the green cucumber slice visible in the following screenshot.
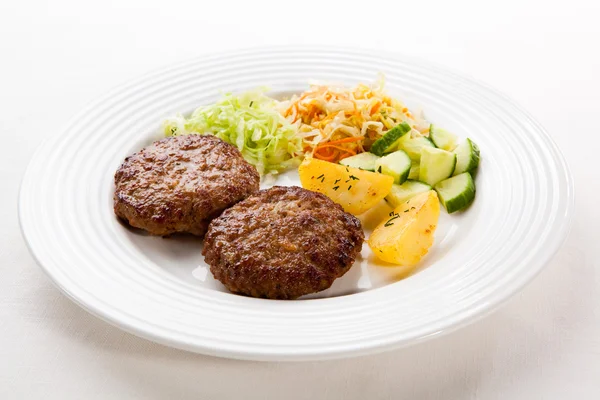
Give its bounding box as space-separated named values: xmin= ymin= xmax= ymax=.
xmin=453 ymin=138 xmax=480 ymax=175
xmin=396 ymin=134 xmax=436 ymax=161
xmin=374 ymin=150 xmax=411 ymax=184
xmin=419 ymin=147 xmax=456 ymax=186
xmin=385 ymin=180 xmax=432 ymax=208
xmin=339 ymin=152 xmax=380 ymax=171
xmin=370 ymin=122 xmax=411 ymax=156
xmin=434 ymin=173 xmax=476 ymax=213
xmin=429 ymin=125 xmax=458 ymax=151
xmin=408 ymin=162 xmax=420 ymax=180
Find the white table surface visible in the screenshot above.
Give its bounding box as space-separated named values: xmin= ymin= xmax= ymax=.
xmin=1 ymin=0 xmax=598 ymax=398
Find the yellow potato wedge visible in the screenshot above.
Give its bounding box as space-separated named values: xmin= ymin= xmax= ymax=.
xmin=298 ymin=158 xmax=394 ymax=215
xmin=368 ymin=190 xmax=440 ymax=266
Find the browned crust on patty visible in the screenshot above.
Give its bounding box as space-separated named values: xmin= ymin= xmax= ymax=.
xmin=114 ymin=135 xmax=259 ymax=237
xmin=202 ymin=186 xmax=364 ymax=299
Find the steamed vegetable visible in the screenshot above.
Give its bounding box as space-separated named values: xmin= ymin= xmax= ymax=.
xmin=299 ymin=158 xmax=393 ymax=215
xmin=163 ymin=89 xmax=303 ymax=175
xmin=369 ymin=191 xmax=440 ymax=266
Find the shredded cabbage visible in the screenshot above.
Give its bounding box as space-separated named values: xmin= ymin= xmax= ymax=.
xmin=279 ymin=76 xmax=430 ymax=163
xmin=163 ymin=89 xmax=303 ymax=176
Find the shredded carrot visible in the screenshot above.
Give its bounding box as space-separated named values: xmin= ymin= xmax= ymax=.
xmin=317 ymin=136 xmax=363 ymax=147
xmin=281 ymin=79 xmax=427 ymax=164
xmin=314 ymin=147 xmax=339 ymax=161
xmin=315 ymin=145 xmax=335 ymax=156
xmin=315 ymin=144 xmax=357 ymax=156
xmin=370 ymin=102 xmax=381 ymax=115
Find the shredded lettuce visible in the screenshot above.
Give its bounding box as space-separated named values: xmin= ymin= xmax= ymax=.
xmin=163 ymin=89 xmax=303 ymax=176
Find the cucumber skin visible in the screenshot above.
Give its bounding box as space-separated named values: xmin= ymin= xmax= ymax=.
xmin=429 ymin=125 xmax=458 ymax=151
xmin=466 ymin=139 xmax=481 ymax=171
xmin=434 ymin=173 xmax=476 ymax=213
xmin=378 ymin=165 xmax=410 ymax=185
xmin=370 ymin=123 xmax=411 ymax=156
xmin=454 ymin=138 xmax=480 ymax=175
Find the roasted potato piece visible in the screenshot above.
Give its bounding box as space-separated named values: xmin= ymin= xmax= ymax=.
xmin=368 ymin=190 xmax=440 ymax=266
xmin=299 ymin=158 xmax=394 ymax=215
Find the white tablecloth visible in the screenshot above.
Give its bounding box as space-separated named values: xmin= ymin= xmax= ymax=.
xmin=1 ymin=1 xmax=598 ymax=398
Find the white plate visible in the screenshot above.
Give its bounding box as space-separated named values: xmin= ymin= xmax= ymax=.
xmin=19 ymin=47 xmax=573 ymax=361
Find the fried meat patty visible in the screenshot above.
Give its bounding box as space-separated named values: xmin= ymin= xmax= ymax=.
xmin=202 ymin=186 xmax=364 ymax=299
xmin=114 ymin=135 xmax=259 ymax=236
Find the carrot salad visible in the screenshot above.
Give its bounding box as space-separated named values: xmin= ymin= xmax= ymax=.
xmin=279 ymin=77 xmax=430 ymax=163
